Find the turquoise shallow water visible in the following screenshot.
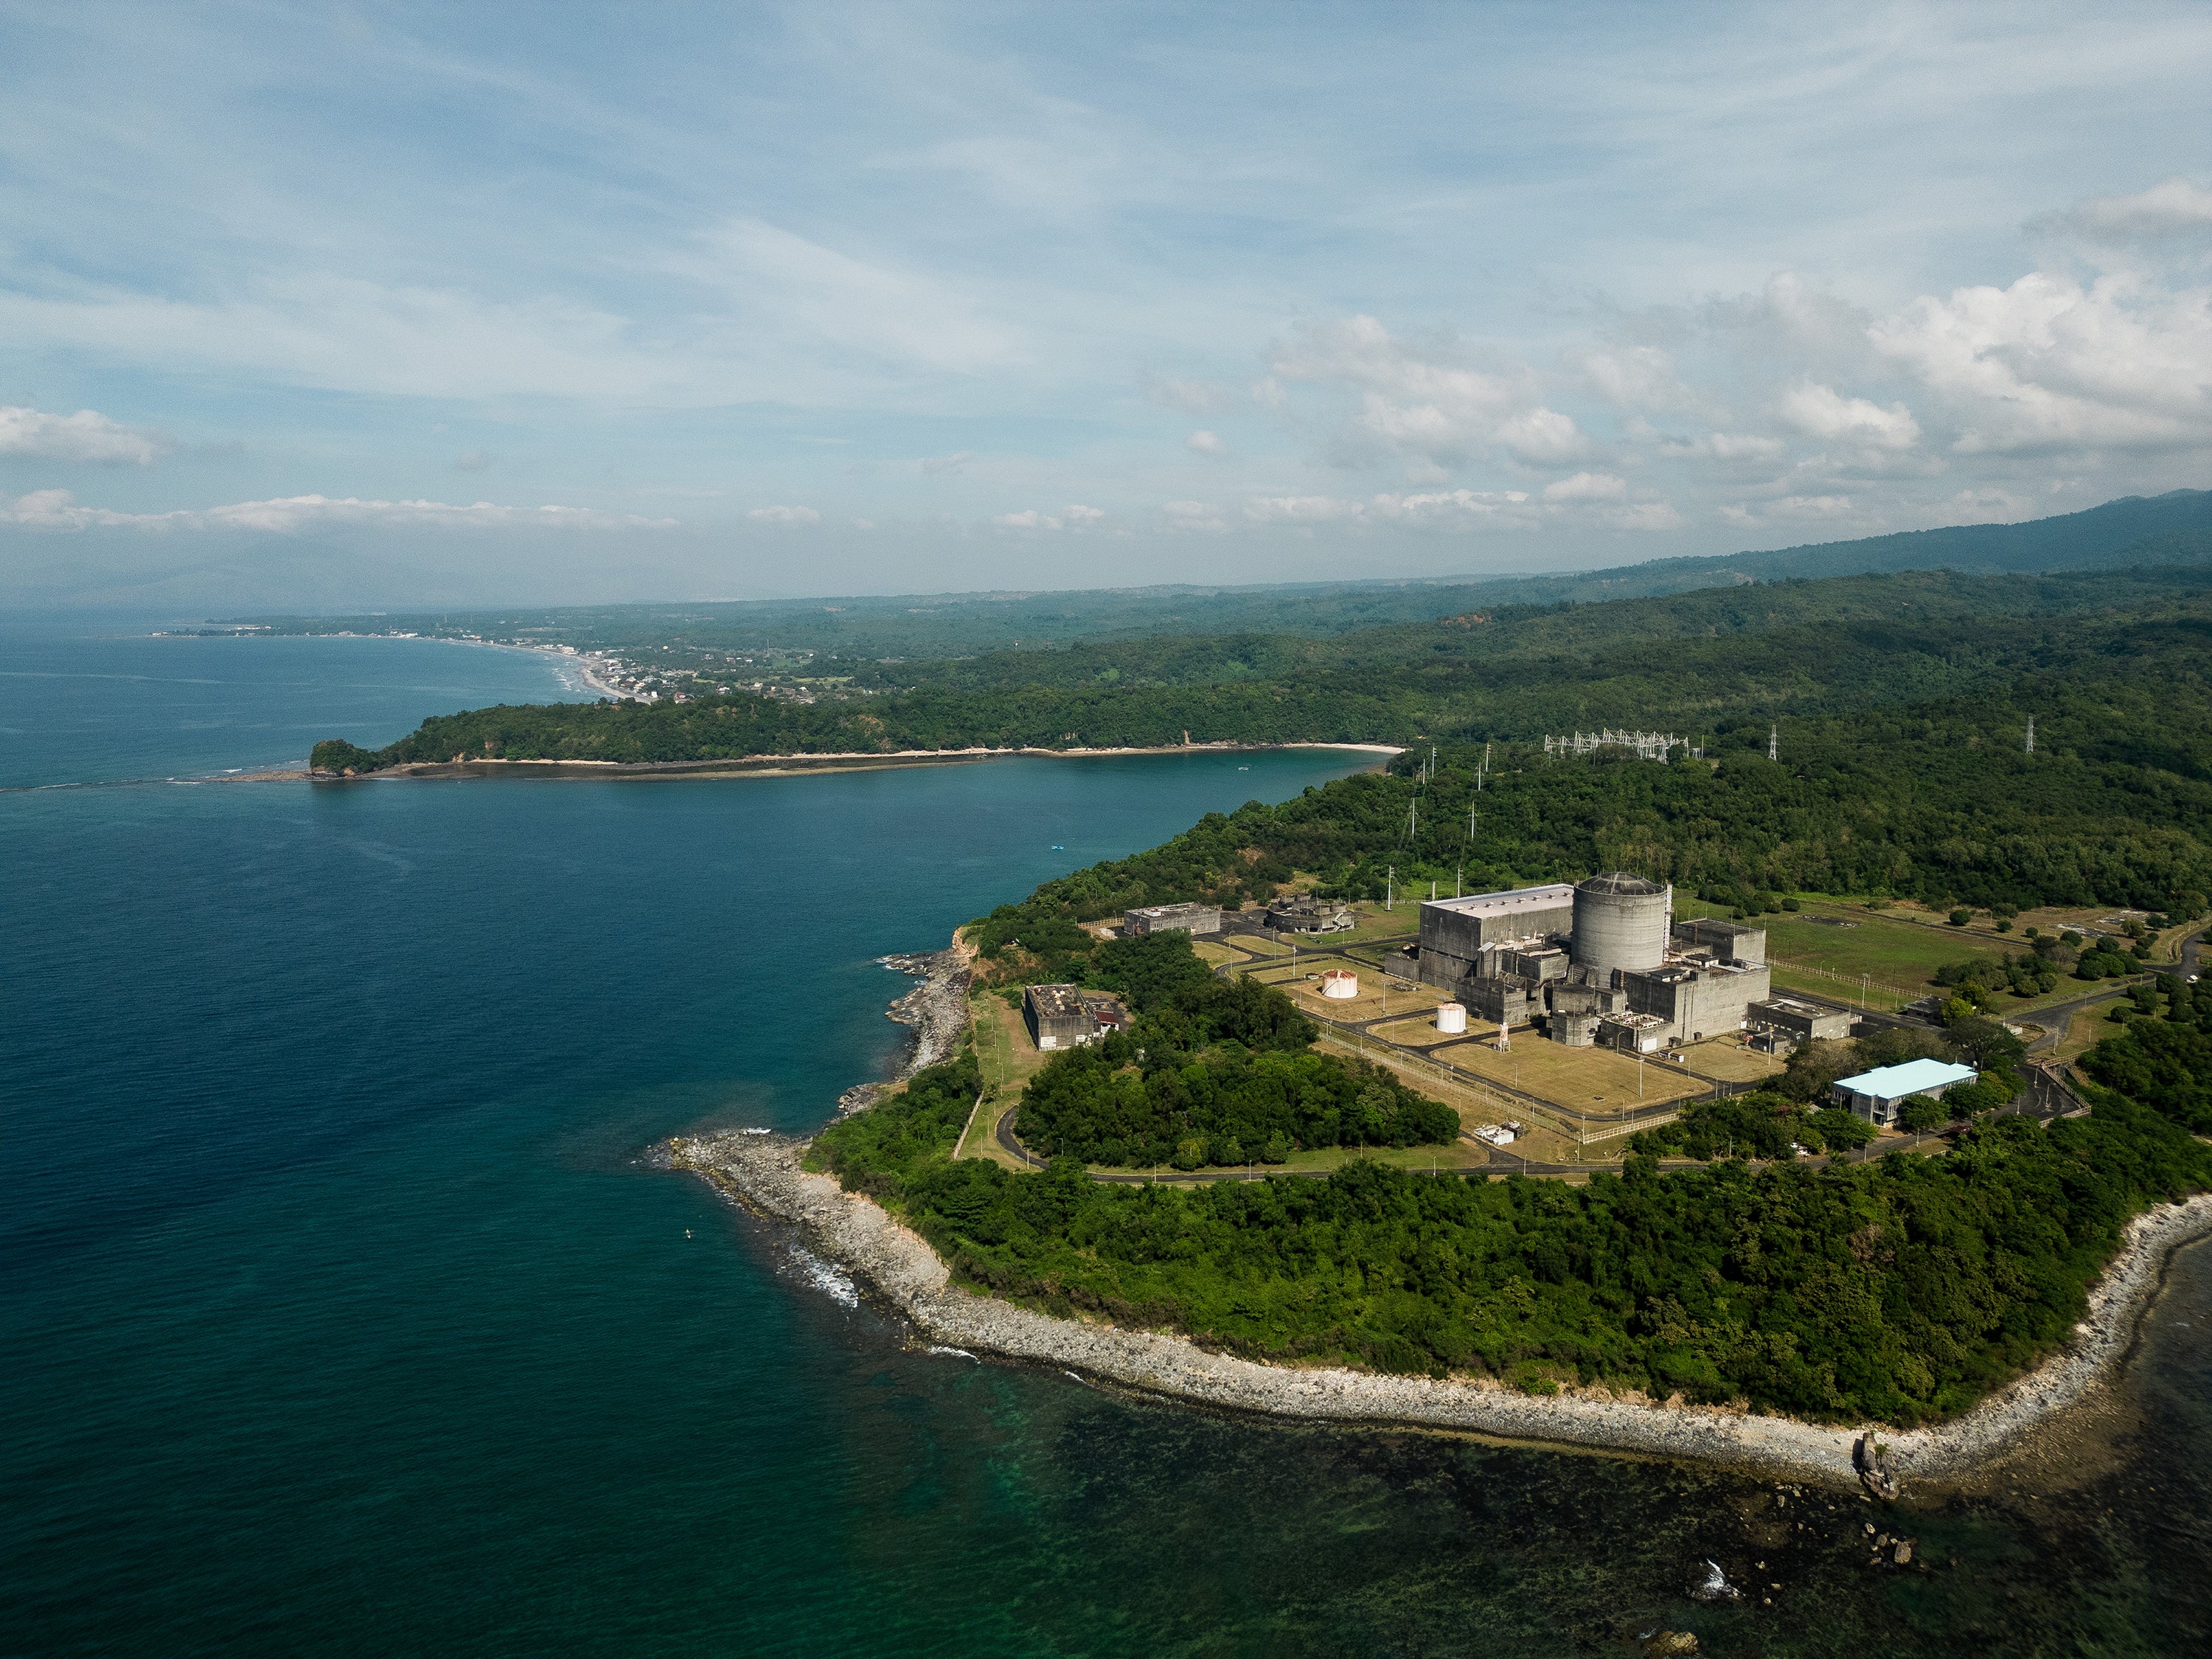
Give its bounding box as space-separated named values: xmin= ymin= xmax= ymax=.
xmin=4 ymin=621 xmax=2210 ymax=1655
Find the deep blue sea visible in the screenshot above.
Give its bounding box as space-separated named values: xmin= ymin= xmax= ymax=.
xmin=5 ymin=617 xmax=2209 ymax=1657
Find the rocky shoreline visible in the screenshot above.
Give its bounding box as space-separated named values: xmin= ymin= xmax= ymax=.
xmin=667 ymin=946 xmax=2212 ymax=1490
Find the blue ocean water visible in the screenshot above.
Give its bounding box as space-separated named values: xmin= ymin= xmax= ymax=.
xmin=4 ymin=619 xmax=2208 ymax=1656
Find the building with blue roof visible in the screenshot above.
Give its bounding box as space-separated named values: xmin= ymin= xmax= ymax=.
xmin=1830 ymin=1057 xmax=1979 ymax=1125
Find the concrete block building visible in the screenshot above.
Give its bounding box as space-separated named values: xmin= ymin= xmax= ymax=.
xmin=1023 ymin=985 xmax=1132 ymax=1051
xmin=1747 ymin=995 xmax=1853 ymax=1046
xmin=1408 ymin=873 xmax=1775 ymax=1051
xmin=1122 ymin=901 xmax=1222 ymax=937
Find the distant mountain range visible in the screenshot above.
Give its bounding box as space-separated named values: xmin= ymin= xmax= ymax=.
xmin=240 ymin=488 xmax=2212 ymax=660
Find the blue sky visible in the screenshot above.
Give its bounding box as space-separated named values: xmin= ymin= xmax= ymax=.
xmin=3 ymin=1 xmax=2210 ymax=609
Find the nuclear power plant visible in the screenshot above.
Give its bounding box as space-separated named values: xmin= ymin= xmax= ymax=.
xmin=1399 ymin=873 xmax=1773 ymax=1052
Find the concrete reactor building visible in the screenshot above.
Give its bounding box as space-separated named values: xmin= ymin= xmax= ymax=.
xmin=1403 ymin=872 xmax=1773 ymax=1052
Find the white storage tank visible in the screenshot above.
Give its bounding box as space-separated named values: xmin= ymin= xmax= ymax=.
xmin=1319 ymin=968 xmax=1360 ymax=1000
xmin=1435 ymin=1002 xmax=1467 ymax=1034
xmin=1571 ymin=872 xmax=1672 ymax=976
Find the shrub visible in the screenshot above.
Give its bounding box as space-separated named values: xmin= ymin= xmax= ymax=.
xmin=1949 ymin=908 xmax=1972 ymax=927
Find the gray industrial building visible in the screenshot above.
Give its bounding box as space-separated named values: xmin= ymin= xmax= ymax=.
xmin=1023 ymin=984 xmax=1132 ymax=1051
xmin=1407 ymin=873 xmax=1775 ymax=1051
xmin=1264 ymin=894 xmax=1354 ymax=934
xmin=1746 ymin=995 xmax=1853 ymax=1046
xmin=1122 ymin=901 xmax=1222 ymax=937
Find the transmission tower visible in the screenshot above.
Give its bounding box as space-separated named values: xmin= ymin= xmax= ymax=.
xmin=1767 ymin=723 xmax=1778 ymax=762
xmin=2025 ymin=716 xmax=2035 ymax=756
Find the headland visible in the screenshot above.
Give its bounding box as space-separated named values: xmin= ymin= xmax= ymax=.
xmin=668 ymin=945 xmax=2212 ymax=1491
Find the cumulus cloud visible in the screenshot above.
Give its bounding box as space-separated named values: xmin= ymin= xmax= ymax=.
xmin=3 ymin=490 xmax=675 ymax=532
xmin=0 ymin=404 xmax=171 ymax=466
xmin=1541 ymin=471 xmax=1627 ymax=503
xmin=1777 ymin=381 xmax=1921 ymax=450
xmin=1267 ymin=315 xmax=1587 ymax=465
xmin=921 ymin=451 xmax=975 ymax=473
xmin=1871 ymin=271 xmax=2212 ymax=454
xmin=1577 ymin=346 xmax=1694 ymax=413
xmin=1062 ymin=504 xmax=1105 ymax=524
xmin=747 ymin=504 xmax=821 ymax=524
xmin=1186 ymin=429 xmax=1226 ymax=455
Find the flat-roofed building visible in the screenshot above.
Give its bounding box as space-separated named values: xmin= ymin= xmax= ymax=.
xmin=1024 ymin=983 xmax=1099 ymax=1051
xmin=1415 ymin=883 xmax=1575 ymax=992
xmin=1670 ymin=917 xmax=1768 ymax=965
xmin=1123 ymin=901 xmax=1222 ymax=937
xmin=1831 ymin=1057 xmax=1978 ymax=1125
xmin=1747 ymin=996 xmax=1852 ymax=1043
xmin=1596 ymin=1012 xmax=1672 ymax=1053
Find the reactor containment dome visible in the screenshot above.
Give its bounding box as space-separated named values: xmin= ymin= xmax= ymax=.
xmin=1570 ymin=872 xmax=1673 ymax=976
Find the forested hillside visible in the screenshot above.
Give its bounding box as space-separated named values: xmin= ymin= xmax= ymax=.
xmin=815 ymin=977 xmax=2212 ymax=1422
xmin=313 ymin=563 xmax=2212 ymax=773
xmin=265 ymin=487 xmax=2210 ymax=668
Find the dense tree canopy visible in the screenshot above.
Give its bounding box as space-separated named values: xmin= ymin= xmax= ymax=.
xmin=817 ymin=990 xmax=2212 ymax=1424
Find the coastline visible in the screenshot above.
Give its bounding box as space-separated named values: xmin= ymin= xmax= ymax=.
xmin=316 ymin=741 xmax=1403 ymax=782
xmin=669 ymin=945 xmax=2212 ymax=1490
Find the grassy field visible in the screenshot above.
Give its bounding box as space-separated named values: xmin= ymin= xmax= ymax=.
xmin=2052 ymin=998 xmax=2128 ymax=1064
xmin=1427 ymin=1034 xmax=1708 ymax=1112
xmin=959 ymin=992 xmax=1050 ymax=1167
xmin=1681 ymin=1040 xmax=1790 ymax=1083
xmin=1366 ymin=1011 xmax=1474 ymax=1048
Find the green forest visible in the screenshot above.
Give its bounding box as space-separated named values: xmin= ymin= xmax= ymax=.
xmin=1006 ymin=931 xmax=1458 ymax=1169
xmin=815 ymin=978 xmax=2212 ymax=1424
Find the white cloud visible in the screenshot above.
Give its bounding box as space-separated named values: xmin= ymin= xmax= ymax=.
xmin=747 ymin=504 xmax=821 ymax=524
xmin=1242 ymin=495 xmax=1365 ymax=524
xmin=3 ymin=490 xmax=676 ymax=532
xmin=1720 ymin=494 xmax=1857 ymax=528
xmin=453 ymin=450 xmax=491 ymax=472
xmin=1777 ymin=380 xmax=1921 ymax=450
xmin=1871 ymin=271 xmax=2212 ymax=453
xmin=2039 ymin=178 xmax=2212 ymax=243
xmin=1637 ymin=422 xmax=1788 ymax=463
xmin=921 ymin=451 xmax=975 ymax=473
xmin=992 ymin=504 xmax=1103 ymax=531
xmin=1577 ymin=346 xmax=1693 ymax=412
xmin=1541 ymin=470 xmax=1627 ymax=504
xmin=0 ymin=404 xmax=170 ymax=466
xmin=1267 ymin=315 xmax=1587 ymax=465
xmin=1186 ymin=429 xmax=1226 ymax=455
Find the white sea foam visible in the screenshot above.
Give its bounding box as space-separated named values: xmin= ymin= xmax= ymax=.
xmin=926 ymin=1346 xmax=979 ymax=1361
xmin=786 ymin=1246 xmax=859 ymax=1308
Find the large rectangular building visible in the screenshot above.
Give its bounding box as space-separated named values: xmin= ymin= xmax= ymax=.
xmin=1831 ymin=1057 xmax=1978 ymax=1125
xmin=1414 ymin=883 xmax=1576 ymax=991
xmin=1025 ymin=984 xmax=1096 ymax=1051
xmin=1123 ymin=901 xmax=1222 ymax=937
